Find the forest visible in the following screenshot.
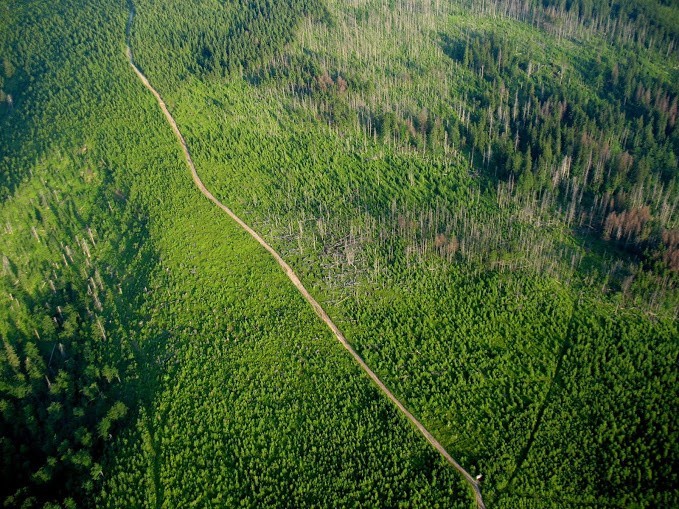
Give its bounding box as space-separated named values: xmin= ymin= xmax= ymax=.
xmin=1 ymin=0 xmax=677 ymax=507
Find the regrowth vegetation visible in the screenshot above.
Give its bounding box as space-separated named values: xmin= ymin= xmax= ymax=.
xmin=1 ymin=0 xmax=678 ymax=507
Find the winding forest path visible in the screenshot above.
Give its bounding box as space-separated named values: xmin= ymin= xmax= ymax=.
xmin=125 ymin=7 xmax=484 ymax=508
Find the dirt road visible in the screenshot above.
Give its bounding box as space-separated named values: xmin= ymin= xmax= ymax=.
xmin=125 ymin=8 xmax=484 ymax=507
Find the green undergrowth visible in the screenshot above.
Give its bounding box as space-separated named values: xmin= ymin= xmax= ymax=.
xmin=1 ymin=0 xmax=479 ymax=507
xmin=157 ymin=73 xmax=677 ymax=506
xmin=148 ymin=24 xmax=679 ymax=506
xmin=2 ymin=0 xmax=677 ymax=506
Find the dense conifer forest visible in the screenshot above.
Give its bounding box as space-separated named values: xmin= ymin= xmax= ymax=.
xmin=1 ymin=0 xmax=677 ymax=507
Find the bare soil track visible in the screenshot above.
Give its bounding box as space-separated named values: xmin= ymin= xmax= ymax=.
xmin=125 ymin=8 xmax=485 ymax=507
